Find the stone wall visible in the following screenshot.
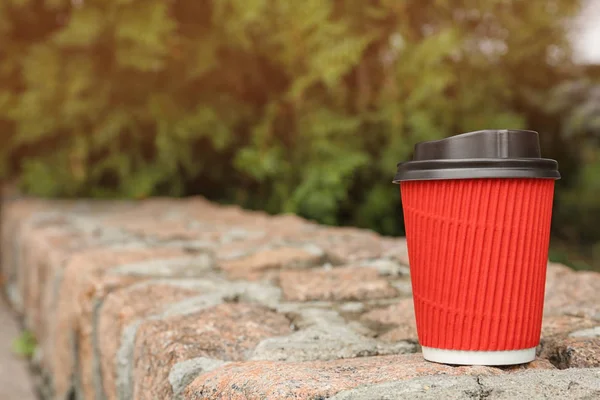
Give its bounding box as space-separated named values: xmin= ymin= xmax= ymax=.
xmin=1 ymin=193 xmax=599 ymax=399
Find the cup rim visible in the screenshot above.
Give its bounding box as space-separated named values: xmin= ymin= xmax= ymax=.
xmin=393 ymin=158 xmax=560 ymax=183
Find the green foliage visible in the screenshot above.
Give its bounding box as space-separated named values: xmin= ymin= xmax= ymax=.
xmin=0 ymin=0 xmax=587 ymax=241
xmin=12 ymin=330 xmax=36 ymax=358
xmin=544 ymin=79 xmax=600 ymax=269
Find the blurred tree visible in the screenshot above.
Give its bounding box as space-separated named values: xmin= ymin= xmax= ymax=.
xmin=543 ymin=77 xmax=600 ymax=269
xmin=0 ymin=0 xmax=585 ymax=240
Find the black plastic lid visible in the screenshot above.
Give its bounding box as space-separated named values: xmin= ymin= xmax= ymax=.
xmin=393 ymin=129 xmax=561 ymax=182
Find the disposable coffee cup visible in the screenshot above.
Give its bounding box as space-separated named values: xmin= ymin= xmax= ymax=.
xmin=393 ymin=130 xmax=560 ymax=366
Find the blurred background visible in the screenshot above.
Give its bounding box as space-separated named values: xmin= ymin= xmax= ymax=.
xmin=0 ymin=0 xmax=599 ymax=271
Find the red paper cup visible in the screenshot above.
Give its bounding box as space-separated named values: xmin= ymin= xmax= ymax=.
xmin=401 ymin=178 xmax=555 ymax=365
xmin=394 ymin=130 xmax=560 ymax=365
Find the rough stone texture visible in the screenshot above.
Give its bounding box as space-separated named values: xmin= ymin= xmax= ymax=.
xmin=132 ymin=303 xmax=291 ymax=399
xmin=541 ymin=315 xmax=598 ymax=338
xmin=2 ymin=193 xmax=600 ymax=400
xmin=280 ymin=266 xmax=398 ymax=302
xmin=169 ymin=357 xmax=229 ymax=399
xmin=20 ymin=223 xmax=70 ymax=334
xmin=540 ymin=337 xmax=600 ymax=369
xmin=0 ymin=296 xmax=37 ymax=400
xmin=98 ymin=281 xmax=204 ymax=400
xmin=476 ymin=368 xmax=600 ymax=399
xmin=544 ymin=262 xmax=600 ymax=320
xmin=314 ymin=228 xmax=387 ymax=263
xmin=499 ymin=358 xmax=556 ymax=371
xmin=331 ymin=375 xmax=483 ymax=400
xmin=53 ymin=247 xmax=192 ymax=400
xmin=220 ymin=245 xmax=326 ymax=280
xmin=249 ymin=320 xmax=416 ymax=362
xmin=1 ymin=198 xmax=50 ymax=284
xmin=363 ymin=258 xmax=411 ymax=278
xmin=361 ymin=298 xmax=418 ymax=342
xmin=330 ymin=368 xmax=600 ymax=400
xmin=20 ymin=225 xmax=76 ymax=342
xmin=184 ymin=354 xmax=503 ymax=399
xmin=570 ymin=326 xmax=600 ymax=337
xmin=380 ymin=237 xmax=411 ymax=265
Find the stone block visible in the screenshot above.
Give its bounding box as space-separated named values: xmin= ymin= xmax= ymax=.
xmin=132 ymin=303 xmax=291 ymax=399
xmin=280 ymin=266 xmax=398 ymax=302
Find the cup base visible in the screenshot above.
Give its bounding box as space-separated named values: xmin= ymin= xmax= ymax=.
xmin=422 ymin=346 xmax=536 ymax=366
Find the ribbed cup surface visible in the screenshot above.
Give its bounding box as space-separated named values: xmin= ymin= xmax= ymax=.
xmin=400 ymin=178 xmax=555 ymax=351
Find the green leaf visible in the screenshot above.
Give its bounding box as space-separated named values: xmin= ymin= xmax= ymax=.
xmin=12 ymin=331 xmax=36 ymax=358
xmin=52 ymin=8 xmax=105 ymax=47
xmin=114 ymin=0 xmax=176 ymax=71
